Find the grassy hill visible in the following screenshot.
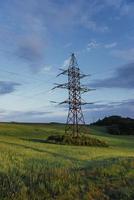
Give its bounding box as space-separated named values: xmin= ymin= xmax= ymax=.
xmin=0 ymin=123 xmax=134 ymax=200
xmin=91 ymin=116 xmax=134 ymax=135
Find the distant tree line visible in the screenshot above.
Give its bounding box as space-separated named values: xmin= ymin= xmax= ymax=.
xmin=91 ymin=116 xmax=134 ymax=135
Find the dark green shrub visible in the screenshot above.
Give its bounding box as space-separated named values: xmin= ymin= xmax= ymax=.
xmin=108 ymin=125 xmax=121 ymax=135
xmin=91 ymin=116 xmax=134 ymax=135
xmin=47 ymin=134 xmax=108 ymax=147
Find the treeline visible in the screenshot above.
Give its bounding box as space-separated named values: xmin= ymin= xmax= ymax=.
xmin=91 ymin=116 xmax=134 ymax=135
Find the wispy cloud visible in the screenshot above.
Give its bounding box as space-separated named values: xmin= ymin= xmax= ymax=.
xmin=41 ymin=66 xmax=52 ymax=72
xmin=15 ymin=29 xmax=46 ymax=72
xmin=87 ymin=99 xmax=134 ymax=120
xmin=104 ymin=42 xmax=117 ymax=48
xmin=0 ymin=81 xmax=20 ymax=95
xmin=2 ymin=0 xmax=133 ymax=72
xmin=80 ymin=17 xmax=109 ymax=33
xmin=62 ymin=57 xmax=71 ymax=68
xmin=86 ymin=40 xmax=117 ymax=51
xmin=90 ymin=63 xmax=134 ymax=89
xmin=10 ymin=110 xmax=52 ymax=117
xmin=111 ymin=48 xmax=134 ymax=61
xmin=104 ymin=0 xmax=134 ymax=16
xmin=16 ymin=36 xmax=44 ymax=63
xmin=0 ymin=108 xmax=67 ymax=122
xmin=120 ymin=2 xmax=134 ymax=16
xmin=87 ymin=40 xmax=101 ymax=51
xmin=64 ymin=42 xmax=72 ymax=48
xmin=104 ymin=0 xmax=122 ymax=8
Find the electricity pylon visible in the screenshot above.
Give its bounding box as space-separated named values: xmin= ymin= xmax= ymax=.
xmin=52 ymin=53 xmax=94 ymax=137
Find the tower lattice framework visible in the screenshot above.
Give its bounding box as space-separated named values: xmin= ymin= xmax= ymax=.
xmin=52 ymin=53 xmax=93 ymax=136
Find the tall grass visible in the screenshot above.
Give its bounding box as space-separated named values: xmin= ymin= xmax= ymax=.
xmin=0 ymin=158 xmax=134 ymax=200
xmin=0 ymin=123 xmax=134 ymax=199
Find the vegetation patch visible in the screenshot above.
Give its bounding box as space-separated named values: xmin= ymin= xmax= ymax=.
xmin=0 ymin=123 xmax=133 ymax=199
xmin=46 ymin=134 xmax=109 ymax=147
xmin=0 ymin=158 xmax=134 ymax=200
xmin=91 ymin=115 xmax=134 ymax=135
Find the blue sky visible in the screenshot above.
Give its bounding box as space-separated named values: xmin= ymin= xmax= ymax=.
xmin=0 ymin=0 xmax=134 ymax=123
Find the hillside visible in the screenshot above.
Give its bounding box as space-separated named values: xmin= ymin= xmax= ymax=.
xmin=91 ymin=116 xmax=134 ymax=135
xmin=0 ymin=123 xmax=134 ymax=199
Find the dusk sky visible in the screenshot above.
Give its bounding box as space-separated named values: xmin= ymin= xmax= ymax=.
xmin=0 ymin=0 xmax=134 ymax=123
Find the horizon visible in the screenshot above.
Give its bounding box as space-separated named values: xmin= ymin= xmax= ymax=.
xmin=0 ymin=0 xmax=134 ymax=123
xmin=0 ymin=114 xmax=134 ymax=124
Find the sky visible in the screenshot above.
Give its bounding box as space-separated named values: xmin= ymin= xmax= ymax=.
xmin=0 ymin=0 xmax=134 ymax=123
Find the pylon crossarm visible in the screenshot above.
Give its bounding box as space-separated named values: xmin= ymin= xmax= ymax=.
xmin=80 ymin=87 xmax=95 ymax=93
xmin=59 ymin=100 xmax=69 ymax=104
xmin=80 ymin=74 xmax=91 ymax=79
xmin=57 ymin=69 xmax=68 ymax=77
xmin=52 ymin=83 xmax=68 ymax=90
xmin=80 ymin=87 xmax=90 ymax=93
xmin=81 ymin=102 xmax=94 ymax=105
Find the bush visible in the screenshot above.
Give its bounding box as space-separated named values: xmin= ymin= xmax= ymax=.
xmin=46 ymin=134 xmax=108 ymax=147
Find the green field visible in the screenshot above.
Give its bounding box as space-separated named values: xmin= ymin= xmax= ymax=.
xmin=0 ymin=123 xmax=134 ymax=200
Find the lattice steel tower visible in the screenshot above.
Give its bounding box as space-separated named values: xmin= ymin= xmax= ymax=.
xmin=52 ymin=53 xmax=93 ymax=136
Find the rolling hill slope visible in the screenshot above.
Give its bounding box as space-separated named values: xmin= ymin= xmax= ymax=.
xmin=0 ymin=123 xmax=134 ymax=199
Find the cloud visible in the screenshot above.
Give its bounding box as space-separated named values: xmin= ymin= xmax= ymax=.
xmin=0 ymin=0 xmax=133 ymax=73
xmin=85 ymin=100 xmax=133 ymax=111
xmin=87 ymin=40 xmax=101 ymax=51
xmin=1 ymin=99 xmax=134 ymax=122
xmin=17 ymin=38 xmax=43 ymax=62
xmin=39 ymin=65 xmax=56 ymax=76
xmin=12 ymin=110 xmax=52 ymax=117
xmin=104 ymin=42 xmax=117 ymax=48
xmin=0 ymin=109 xmax=53 ymax=121
xmin=0 ymin=1 xmax=46 ymax=72
xmin=104 ymin=0 xmax=134 ymax=16
xmin=62 ymin=57 xmax=70 ymax=68
xmin=0 ymin=81 xmax=20 ymax=95
xmin=0 ymin=109 xmax=5 ymax=114
xmin=0 ymin=108 xmax=66 ymax=122
xmin=111 ymin=48 xmax=134 ymax=61
xmin=15 ymin=36 xmax=45 ymax=71
xmin=120 ymin=2 xmax=134 ymax=16
xmin=84 ymin=99 xmax=134 ymax=121
xmin=104 ymin=0 xmax=122 ymax=8
xmin=90 ymin=63 xmax=134 ymax=89
xmin=86 ymin=40 xmax=117 ymax=51
xmin=41 ymin=66 xmax=52 ymax=72
xmin=80 ymin=16 xmax=109 ymax=32
xmin=64 ymin=43 xmax=72 ymax=48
